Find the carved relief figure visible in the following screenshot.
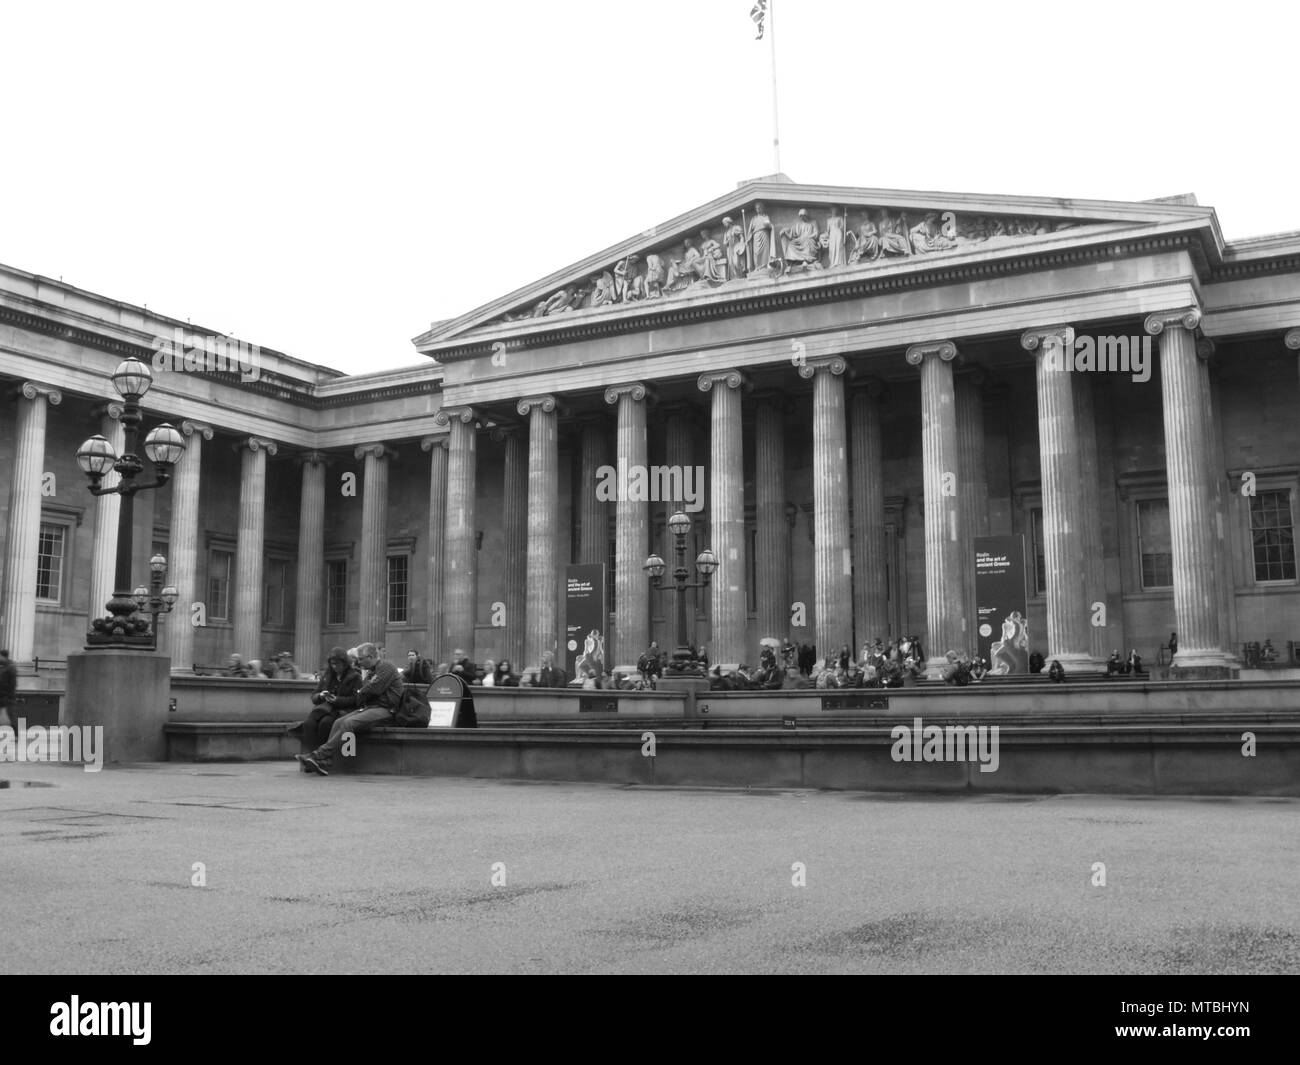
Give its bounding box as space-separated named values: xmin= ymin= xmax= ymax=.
xmin=821 ymin=207 xmax=847 ymax=268
xmin=780 ymin=208 xmax=822 ymax=271
xmin=591 ymin=271 xmax=617 ymax=307
xmin=847 ymin=217 xmax=881 ymax=263
xmin=910 ymin=211 xmax=958 ymax=254
xmin=642 ymin=254 xmax=666 ymax=299
xmin=721 ymin=216 xmax=746 ymax=279
xmin=746 ymin=201 xmax=775 ymax=274
xmin=614 ymin=255 xmax=643 ymax=303
xmin=697 ymin=229 xmax=727 ymax=283
xmin=877 ymin=210 xmax=912 ymax=257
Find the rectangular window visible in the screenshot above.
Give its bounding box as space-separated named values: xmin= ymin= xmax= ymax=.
xmin=1030 ymin=508 xmax=1047 ymax=597
xmin=326 ymin=559 xmax=348 ymax=626
xmin=36 ymin=523 xmax=66 ymax=602
xmin=208 ymin=549 xmax=234 ymax=621
xmin=1251 ymin=490 xmax=1297 ymax=582
xmin=263 ymin=557 xmax=288 ymax=627
xmin=387 ymin=554 xmax=408 ymax=624
xmin=1137 ymin=499 xmax=1174 ymax=589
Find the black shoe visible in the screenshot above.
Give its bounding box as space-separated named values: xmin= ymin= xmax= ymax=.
xmin=286 ymin=722 xmax=304 ymax=735
xmin=301 ymin=754 xmax=328 ymax=776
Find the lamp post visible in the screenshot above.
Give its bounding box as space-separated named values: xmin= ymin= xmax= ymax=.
xmin=132 ymin=553 xmax=179 ymax=651
xmin=75 ymin=357 xmax=186 ymax=647
xmin=643 ymin=510 xmax=718 ymax=677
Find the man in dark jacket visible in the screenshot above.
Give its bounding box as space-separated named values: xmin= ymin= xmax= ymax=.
xmin=298 ymin=642 xmax=405 ymax=776
xmin=0 ymin=649 xmax=17 ymax=730
xmin=535 ymin=651 xmax=568 ymax=689
xmin=405 ymin=650 xmax=433 ymax=685
xmin=289 ymin=646 xmax=362 ymax=758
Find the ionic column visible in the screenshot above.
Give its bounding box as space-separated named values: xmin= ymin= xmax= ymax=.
xmin=906 ymin=342 xmax=966 ymax=675
xmin=1021 ymin=327 xmax=1093 ymax=670
xmin=698 ymin=370 xmax=749 ymax=670
xmin=87 ymin=404 xmax=125 ymax=628
xmin=1197 ymin=339 xmax=1234 ymax=658
xmin=660 ymin=404 xmax=698 ymax=510
xmin=604 ymin=383 xmax=650 ymax=672
xmin=293 ymin=451 xmax=327 ymax=673
xmin=1 ymin=383 xmax=61 ymax=662
xmin=519 ymin=395 xmax=561 ymax=668
xmin=232 ymin=436 xmax=277 ymax=660
xmin=796 ymin=358 xmax=852 ymax=660
xmin=1072 ymin=373 xmax=1108 ymax=664
xmin=490 ymin=426 xmax=527 ymax=670
xmin=420 ymin=436 xmax=449 ymax=662
xmin=162 ymin=420 xmax=212 ymax=671
xmin=355 ymin=443 xmax=392 ymax=645
xmin=577 ymin=415 xmax=611 ymax=570
xmin=436 ymin=406 xmax=479 ymax=656
xmin=754 ymin=392 xmax=790 ymax=642
xmin=1143 ymin=309 xmax=1232 ymax=672
xmin=955 ymin=371 xmax=988 ymax=656
xmin=850 ymin=380 xmax=889 ymax=647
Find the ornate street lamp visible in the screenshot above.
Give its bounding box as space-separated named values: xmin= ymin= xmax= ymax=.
xmin=643 ymin=510 xmax=716 ymax=677
xmin=76 ymin=357 xmax=186 ymax=646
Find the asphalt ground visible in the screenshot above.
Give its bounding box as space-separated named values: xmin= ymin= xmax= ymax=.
xmin=1 ymin=759 xmax=1297 ymax=976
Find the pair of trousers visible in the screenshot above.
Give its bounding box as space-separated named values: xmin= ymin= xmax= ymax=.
xmin=311 ymin=705 xmax=394 ymax=762
xmin=300 ymin=705 xmax=345 ymax=752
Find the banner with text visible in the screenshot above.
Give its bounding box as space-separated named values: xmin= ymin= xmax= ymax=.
xmin=565 ymin=564 xmax=607 ymax=680
xmin=974 ymin=535 xmax=1029 ymax=675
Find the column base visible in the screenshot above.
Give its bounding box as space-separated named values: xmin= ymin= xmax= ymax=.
xmin=1170 ymin=650 xmax=1240 ymax=680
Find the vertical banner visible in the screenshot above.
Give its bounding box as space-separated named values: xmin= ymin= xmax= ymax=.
xmin=565 ymin=564 xmax=607 ymax=680
xmin=975 ymin=535 xmax=1029 ymax=675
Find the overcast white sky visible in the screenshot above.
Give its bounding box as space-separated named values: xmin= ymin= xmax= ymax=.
xmin=2 ymin=0 xmax=1295 ymax=376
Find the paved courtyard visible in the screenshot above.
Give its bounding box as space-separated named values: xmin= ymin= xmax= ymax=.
xmin=1 ymin=760 xmax=1297 ymax=975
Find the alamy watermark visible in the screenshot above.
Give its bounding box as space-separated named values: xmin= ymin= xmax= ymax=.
xmin=595 ymin=461 xmax=704 ymax=512
xmin=0 ymin=720 xmax=103 ymax=772
xmin=151 ymin=327 xmax=260 ymax=382
xmin=1042 ymin=329 xmax=1152 ymax=383
xmin=890 ymin=716 xmax=1000 ymax=773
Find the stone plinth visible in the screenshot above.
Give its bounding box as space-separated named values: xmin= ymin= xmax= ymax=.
xmin=63 ymin=649 xmax=172 ymax=763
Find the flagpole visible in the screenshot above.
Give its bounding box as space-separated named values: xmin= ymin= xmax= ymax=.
xmin=769 ymin=0 xmax=781 ymax=174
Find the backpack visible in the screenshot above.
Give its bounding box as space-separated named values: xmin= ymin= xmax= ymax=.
xmin=392 ymin=684 xmax=432 ymax=727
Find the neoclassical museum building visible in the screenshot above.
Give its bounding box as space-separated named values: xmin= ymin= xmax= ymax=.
xmin=2 ymin=179 xmax=1298 ymax=682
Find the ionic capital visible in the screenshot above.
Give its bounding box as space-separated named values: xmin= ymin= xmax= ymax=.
xmin=354 ymin=442 xmax=395 ymax=462
xmin=420 ymin=434 xmax=450 ymax=453
xmin=516 ymin=394 xmax=559 ymax=417
xmin=15 ymin=381 xmax=63 ymax=405
xmin=696 ymin=369 xmax=751 ymax=392
xmin=1284 ymin=328 xmax=1300 ymax=352
xmin=1143 ymin=308 xmax=1201 ymax=336
xmin=92 ymin=402 xmax=125 ymax=422
xmin=1196 ymin=337 xmax=1217 ymax=362
xmin=180 ymin=420 xmax=214 ymax=441
xmin=604 ymin=382 xmax=651 ymax=406
xmin=796 ymin=356 xmax=848 ymax=381
xmin=297 ymin=449 xmax=328 ymax=466
xmin=904 ymin=341 xmax=958 ymax=367
xmin=433 ymin=404 xmax=479 ymax=427
xmin=1019 ymin=326 xmax=1074 ymax=356
xmin=234 ymin=436 xmax=278 ymax=456
xmin=849 ymin=377 xmax=890 ymax=403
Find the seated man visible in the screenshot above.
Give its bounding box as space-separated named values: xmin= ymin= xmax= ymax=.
xmin=289 ymin=646 xmax=362 ymax=759
xmin=405 ymin=650 xmax=433 ymax=685
xmin=1106 ymin=649 xmax=1125 ymax=675
xmin=535 ymin=651 xmax=568 ymax=689
xmin=450 ymin=649 xmax=479 ymax=683
xmin=296 ymin=642 xmax=405 ymax=776
xmin=272 ymin=652 xmax=299 ymax=679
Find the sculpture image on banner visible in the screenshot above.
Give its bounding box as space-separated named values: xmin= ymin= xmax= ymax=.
xmin=565 ymin=563 xmax=607 ymax=679
xmin=974 ymin=536 xmax=1030 ymax=674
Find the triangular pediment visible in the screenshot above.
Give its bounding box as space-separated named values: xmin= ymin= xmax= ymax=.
xmin=414 ymin=180 xmax=1218 ymax=352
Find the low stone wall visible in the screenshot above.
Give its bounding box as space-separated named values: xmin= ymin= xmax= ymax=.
xmin=168 ymin=675 xmax=320 ymax=722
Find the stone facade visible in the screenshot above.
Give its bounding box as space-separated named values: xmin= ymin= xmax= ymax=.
xmin=2 ymin=181 xmax=1298 ymax=678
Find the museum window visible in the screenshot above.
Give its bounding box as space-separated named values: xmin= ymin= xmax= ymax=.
xmin=263 ymin=556 xmax=290 ymax=627
xmin=1029 ymin=508 xmax=1047 ymax=597
xmin=208 ymin=548 xmax=234 ymax=621
xmin=36 ymin=522 xmax=67 ymax=603
xmin=325 ymin=558 xmax=348 ymax=626
xmin=1250 ymin=489 xmax=1297 ymax=583
xmin=387 ymin=553 xmax=409 ymax=624
xmin=1137 ymin=499 xmax=1174 ymax=589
